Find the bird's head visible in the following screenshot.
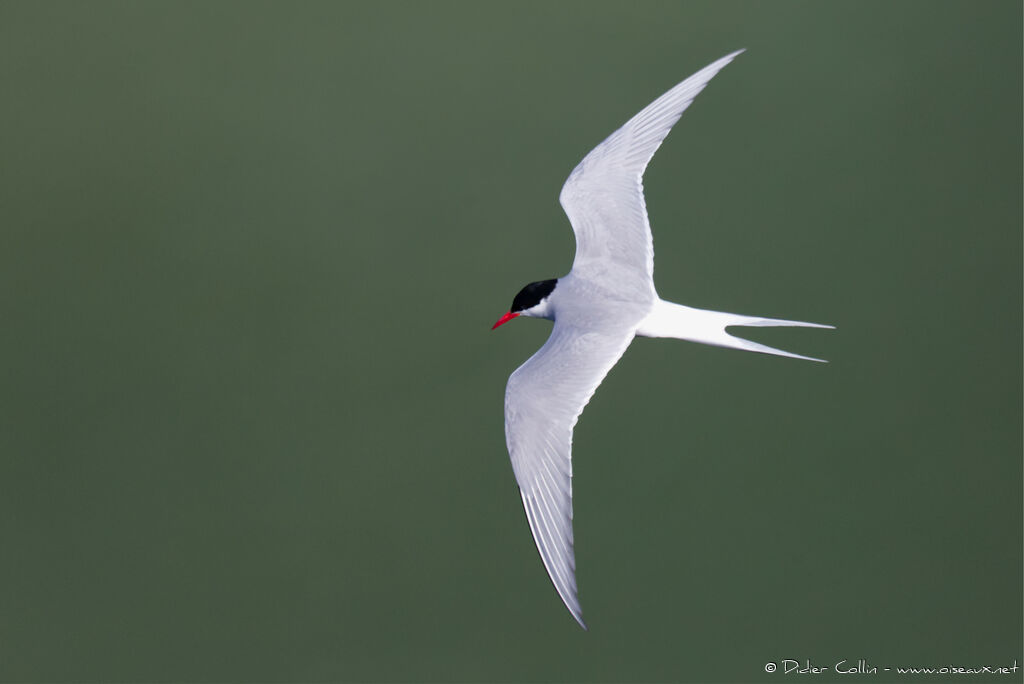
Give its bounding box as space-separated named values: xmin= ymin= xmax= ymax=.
xmin=492 ymin=279 xmax=558 ymax=329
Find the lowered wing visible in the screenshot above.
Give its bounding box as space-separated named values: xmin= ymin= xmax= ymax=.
xmin=504 ymin=320 xmax=636 ymax=629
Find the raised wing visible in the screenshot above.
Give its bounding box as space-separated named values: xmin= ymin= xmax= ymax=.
xmin=504 ymin=320 xmax=636 ymax=628
xmin=559 ymin=50 xmax=744 ymax=292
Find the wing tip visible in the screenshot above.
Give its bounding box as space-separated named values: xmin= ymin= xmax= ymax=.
xmin=717 ymin=48 xmax=747 ymax=67
xmin=520 ymin=490 xmax=590 ymax=630
xmin=561 ymin=588 xmax=588 ymax=630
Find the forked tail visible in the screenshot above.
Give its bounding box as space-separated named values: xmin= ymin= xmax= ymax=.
xmin=635 ymin=299 xmax=834 ymax=362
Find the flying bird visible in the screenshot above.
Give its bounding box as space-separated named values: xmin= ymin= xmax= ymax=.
xmin=491 ymin=50 xmax=833 ymax=629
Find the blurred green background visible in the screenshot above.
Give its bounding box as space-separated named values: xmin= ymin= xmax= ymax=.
xmin=1 ymin=1 xmax=1020 ymax=682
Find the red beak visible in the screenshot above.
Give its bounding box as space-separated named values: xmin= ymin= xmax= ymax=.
xmin=491 ymin=311 xmax=520 ymax=330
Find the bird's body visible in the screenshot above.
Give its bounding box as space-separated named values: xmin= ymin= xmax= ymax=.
xmin=493 ymin=50 xmax=832 ymax=629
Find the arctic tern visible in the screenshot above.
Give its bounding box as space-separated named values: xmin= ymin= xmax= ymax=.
xmin=492 ymin=50 xmax=832 ymax=629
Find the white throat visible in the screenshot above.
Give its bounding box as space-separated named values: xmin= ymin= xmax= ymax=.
xmin=519 ymin=297 xmax=555 ymax=321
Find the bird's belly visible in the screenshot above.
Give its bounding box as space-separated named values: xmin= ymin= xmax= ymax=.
xmin=554 ymin=270 xmax=655 ymax=330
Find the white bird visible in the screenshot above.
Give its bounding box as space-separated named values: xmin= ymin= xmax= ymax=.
xmin=491 ymin=50 xmax=832 ymax=629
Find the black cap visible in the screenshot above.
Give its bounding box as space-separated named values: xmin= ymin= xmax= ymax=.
xmin=511 ymin=279 xmax=557 ymax=313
